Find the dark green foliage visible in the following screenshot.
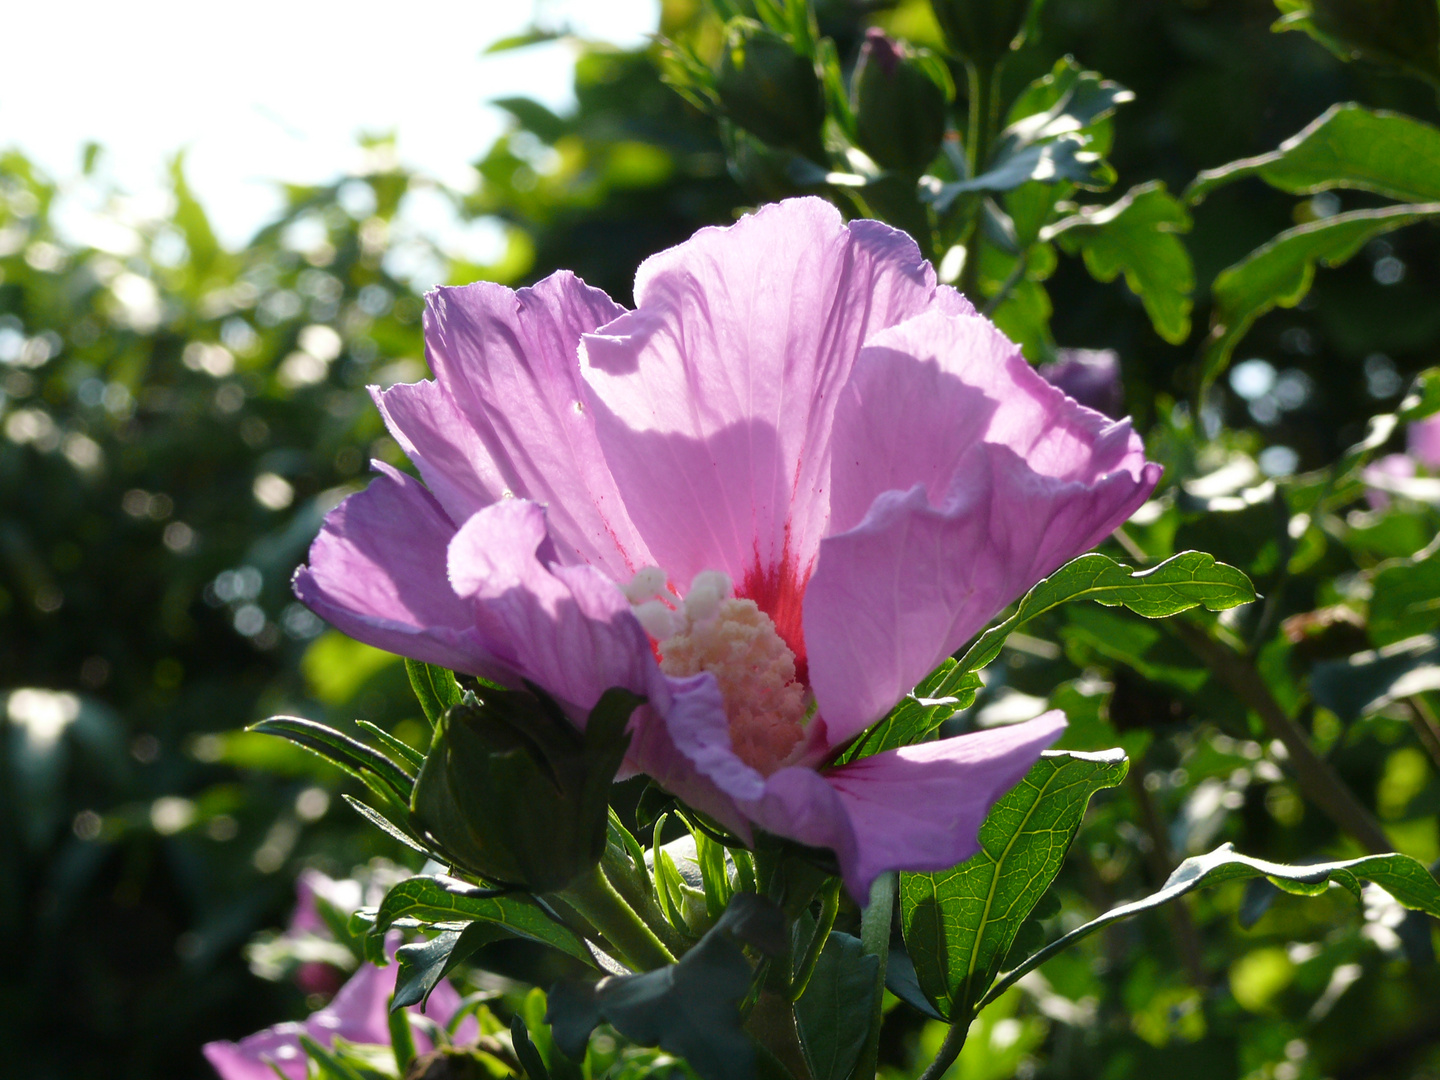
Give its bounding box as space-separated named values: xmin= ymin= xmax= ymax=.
xmin=545 ymin=894 xmax=786 ymax=1080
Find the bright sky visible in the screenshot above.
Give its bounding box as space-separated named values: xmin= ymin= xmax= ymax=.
xmin=1 ymin=0 xmax=660 ymax=249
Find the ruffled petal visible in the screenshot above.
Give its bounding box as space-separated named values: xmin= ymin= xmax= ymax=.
xmin=405 ymin=271 xmax=650 ymax=578
xmin=371 ymin=377 xmax=506 ymax=526
xmin=624 ymin=672 xmax=755 ymax=839
xmin=446 ymin=499 xmax=657 ymax=719
xmin=292 ymin=463 xmax=499 ymax=677
xmin=820 ymin=712 xmax=1066 ymax=899
xmin=580 ymin=198 xmax=939 ymax=658
xmin=808 ymin=311 xmax=1159 ymax=742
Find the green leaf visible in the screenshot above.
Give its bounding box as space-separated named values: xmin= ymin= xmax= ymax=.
xmin=953 ymin=551 xmax=1256 ymax=682
xmin=406 ymin=659 xmax=464 ymax=730
xmin=883 ymin=935 xmax=946 ymax=1021
xmin=341 ymin=794 xmax=435 ymax=858
xmin=1399 ymin=366 xmax=1440 ymax=423
xmin=355 ymin=720 xmax=426 ymax=772
xmin=392 ymin=922 xmax=507 ymax=1010
xmin=899 ymin=749 xmax=1129 ymax=1021
xmin=1187 ymin=104 xmax=1440 ymax=205
xmin=369 ymin=876 xmax=595 ymax=966
xmin=1272 ymin=0 xmax=1440 ymax=87
xmin=981 ymin=842 xmax=1440 ymax=1010
xmin=836 ymin=659 xmax=982 ymax=763
xmin=1004 ymin=59 xmax=1134 ymax=148
xmin=545 ymin=894 xmax=783 ymax=1080
xmin=794 ymin=933 xmax=879 ymax=1080
xmin=1200 ymin=202 xmax=1440 ymax=389
xmin=1048 ymin=181 xmax=1194 ymax=344
xmin=923 ymin=136 xmax=1111 ymax=209
xmin=1370 ymin=552 xmax=1440 ymax=647
xmin=1311 ymin=634 xmax=1440 ymax=721
xmin=249 ymin=716 xmax=414 ymax=800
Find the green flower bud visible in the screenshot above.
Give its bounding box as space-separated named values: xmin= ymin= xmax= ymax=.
xmin=409 ymin=686 xmax=638 ymax=893
xmin=715 ymin=18 xmax=827 ymax=162
xmin=929 ymin=0 xmax=1036 ymax=67
xmin=852 ymin=29 xmax=951 ymax=175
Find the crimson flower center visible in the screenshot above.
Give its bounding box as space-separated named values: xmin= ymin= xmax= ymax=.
xmin=624 ymin=568 xmax=809 ymax=775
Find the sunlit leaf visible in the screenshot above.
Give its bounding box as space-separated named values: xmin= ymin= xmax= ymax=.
xmin=1199 ymin=202 xmax=1440 ymax=388
xmin=899 ymin=749 xmax=1129 ymax=1021
xmin=1187 ymin=104 xmax=1440 ymax=205
xmin=980 ymin=843 xmax=1440 ymax=1010
xmin=1048 ymin=181 xmax=1194 ymax=344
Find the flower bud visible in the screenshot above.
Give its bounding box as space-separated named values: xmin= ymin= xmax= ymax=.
xmin=852 ymin=29 xmax=951 ymax=175
xmin=409 ymin=687 xmax=638 ymax=893
xmin=929 ymin=0 xmax=1036 ymax=67
xmin=715 ymin=18 xmax=827 ymax=162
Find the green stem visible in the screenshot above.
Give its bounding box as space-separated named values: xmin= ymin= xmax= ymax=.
xmin=1169 ymin=618 xmax=1393 ymax=855
xmin=917 ymin=1019 xmax=970 ymax=1080
xmin=600 ymin=846 xmax=691 ymax=958
xmin=854 ymin=872 xmax=895 ymax=1080
xmin=957 ymin=59 xmax=1004 ymax=303
xmin=559 ymin=863 xmax=676 ymax=972
xmin=789 ymin=879 xmax=841 ymax=1002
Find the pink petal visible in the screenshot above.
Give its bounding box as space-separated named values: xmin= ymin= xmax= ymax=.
xmin=623 ymin=672 xmax=755 ymax=839
xmin=372 ymin=377 xmax=507 ymax=526
xmin=580 ymin=198 xmax=939 ymax=658
xmin=446 ymin=499 xmax=657 ymax=719
xmin=293 ymin=463 xmax=501 ymax=678
xmin=203 ymin=961 xmax=470 ymax=1080
xmin=1408 ymin=414 xmax=1440 ymax=471
xmin=819 ymin=712 xmax=1067 ymax=899
xmin=808 ymin=311 xmax=1159 ymax=742
xmin=393 ymin=271 xmax=650 ymax=578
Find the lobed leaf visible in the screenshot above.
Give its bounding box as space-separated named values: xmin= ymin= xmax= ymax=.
xmin=836 ymin=659 xmax=982 ymax=763
xmin=981 ymin=843 xmax=1440 ymax=1009
xmin=1048 ymin=181 xmax=1194 ymax=344
xmin=948 ymin=551 xmax=1256 ymax=688
xmin=923 ymin=136 xmax=1110 ymax=210
xmin=899 ymin=749 xmax=1129 ymax=1021
xmin=1199 ymin=202 xmax=1440 ymax=389
xmin=1187 ymin=104 xmax=1440 ymax=205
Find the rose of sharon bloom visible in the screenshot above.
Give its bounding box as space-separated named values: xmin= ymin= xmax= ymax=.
xmin=203 ymin=960 xmax=473 ymax=1080
xmin=294 ymin=198 xmax=1161 ymax=900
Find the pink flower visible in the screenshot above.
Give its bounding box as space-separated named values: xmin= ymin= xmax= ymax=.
xmin=295 ymin=198 xmax=1160 ymax=899
xmin=1363 ymin=413 xmax=1440 ymax=509
xmin=203 ymin=960 xmax=473 ymax=1080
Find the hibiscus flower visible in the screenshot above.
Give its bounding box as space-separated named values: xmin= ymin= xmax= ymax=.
xmin=203 ymin=959 xmax=472 ymax=1080
xmin=294 ymin=198 xmax=1160 ymax=900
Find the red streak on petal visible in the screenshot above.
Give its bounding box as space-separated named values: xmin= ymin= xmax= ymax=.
xmin=738 ymin=534 xmax=812 ymax=687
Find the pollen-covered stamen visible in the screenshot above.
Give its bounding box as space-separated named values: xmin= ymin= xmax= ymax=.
xmin=636 ymin=570 xmax=809 ymax=775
